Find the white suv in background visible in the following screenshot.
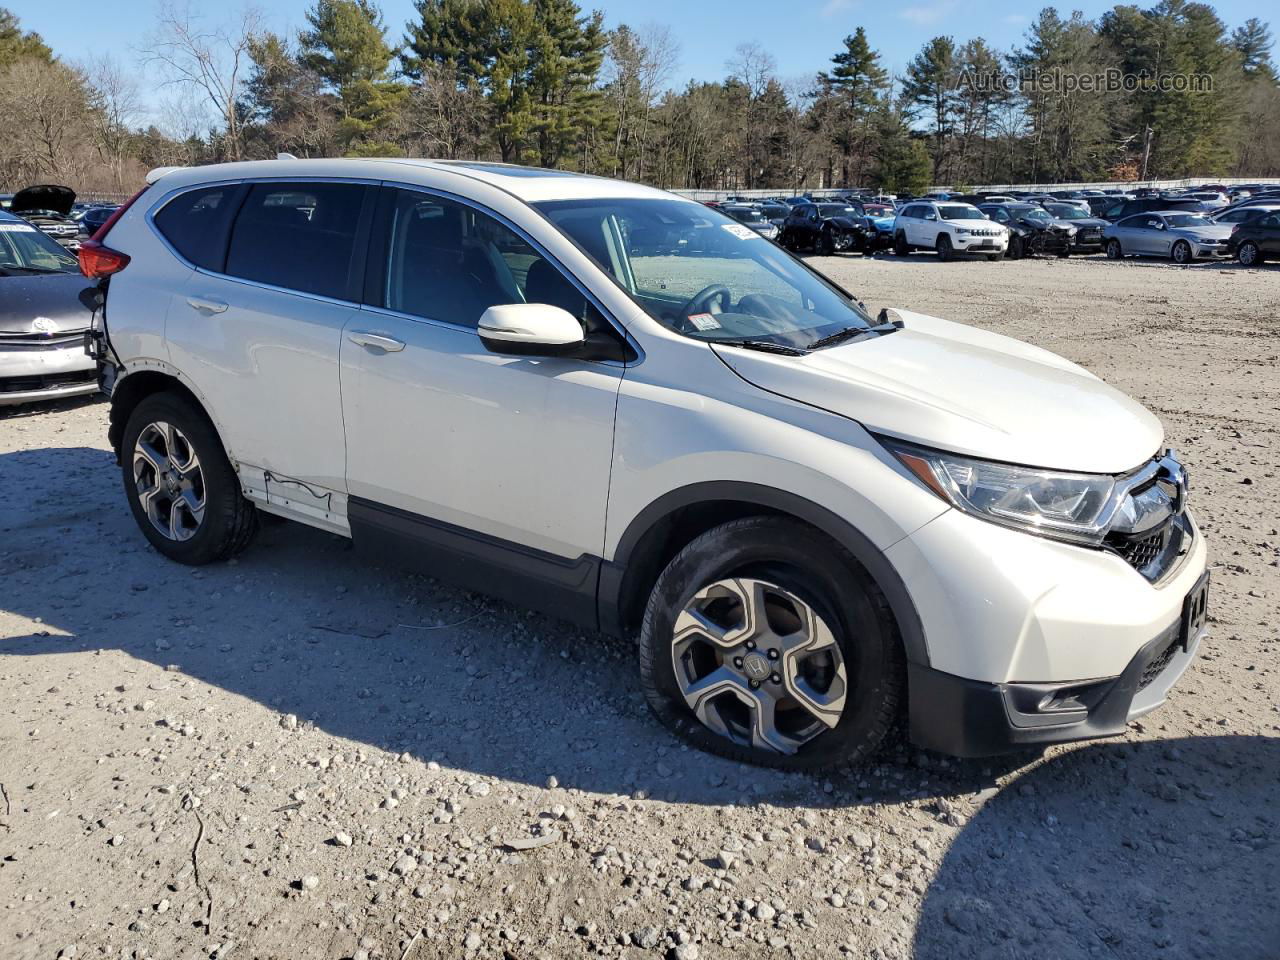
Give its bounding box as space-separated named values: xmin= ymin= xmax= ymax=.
xmin=80 ymin=159 xmax=1208 ymax=769
xmin=893 ymin=200 xmax=1008 ymax=260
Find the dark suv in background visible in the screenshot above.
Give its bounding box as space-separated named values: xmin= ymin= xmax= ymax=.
xmin=1099 ymin=196 xmax=1206 ymax=222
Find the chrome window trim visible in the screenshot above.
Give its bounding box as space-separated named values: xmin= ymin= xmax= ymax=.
xmin=373 ymin=178 xmax=644 ymax=366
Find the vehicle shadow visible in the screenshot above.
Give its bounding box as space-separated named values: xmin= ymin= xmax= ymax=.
xmin=913 ymin=734 xmax=1280 ymax=960
xmin=0 ymin=444 xmax=1048 ymax=810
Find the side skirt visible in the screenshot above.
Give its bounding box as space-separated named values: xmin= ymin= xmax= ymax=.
xmin=347 ymin=497 xmax=601 ymax=631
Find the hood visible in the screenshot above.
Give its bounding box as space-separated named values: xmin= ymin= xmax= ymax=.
xmin=711 ymin=309 xmax=1163 ymax=474
xmin=1173 ymin=224 xmax=1232 ymax=241
xmin=825 ymin=216 xmax=861 ymax=229
xmin=0 ymin=272 xmax=96 ymax=334
xmin=10 ymin=184 xmax=76 ymax=217
xmin=1067 ymin=217 xmax=1108 ymax=229
xmin=871 ymin=216 xmax=896 ymax=231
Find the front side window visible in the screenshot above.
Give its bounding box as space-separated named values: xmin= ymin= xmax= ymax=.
xmin=225 ymin=182 xmax=368 ymax=299
xmin=0 ymin=220 xmax=79 ymax=275
xmin=535 ymin=196 xmax=874 ymax=351
xmin=937 ymin=204 xmax=984 ymax=220
xmin=1164 ymin=214 xmax=1211 ymax=228
xmin=377 ymin=188 xmax=603 ymax=333
xmin=154 ymin=185 xmax=243 ymax=271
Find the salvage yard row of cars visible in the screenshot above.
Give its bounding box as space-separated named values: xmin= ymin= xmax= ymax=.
xmin=710 ymin=183 xmax=1280 ymax=265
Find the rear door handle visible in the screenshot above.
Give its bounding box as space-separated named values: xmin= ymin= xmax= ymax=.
xmin=186 ymin=296 xmax=228 ymax=314
xmin=348 ymin=332 xmax=405 ymax=353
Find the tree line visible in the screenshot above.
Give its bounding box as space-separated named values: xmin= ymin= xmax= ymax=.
xmin=1 ymin=0 xmax=1277 ymax=198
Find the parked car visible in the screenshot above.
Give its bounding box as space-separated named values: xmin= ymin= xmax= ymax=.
xmin=84 ymin=158 xmax=1209 ymax=768
xmin=779 ymin=201 xmax=873 ymax=254
xmin=1225 ymin=211 xmax=1280 ymax=265
xmin=978 ymin=203 xmax=1073 ymax=259
xmin=721 ymin=204 xmax=780 ymax=240
xmin=1042 ymin=202 xmax=1108 ymax=253
xmin=758 ymin=202 xmax=791 ymax=227
xmin=10 ymin=184 xmax=82 ymax=250
xmin=1099 ymin=196 xmax=1206 ymax=222
xmin=1103 ymin=211 xmax=1232 ymax=263
xmin=80 ymin=204 xmax=121 ymax=239
xmin=892 ymin=201 xmax=1008 ymax=260
xmin=0 ymin=209 xmax=98 ymax=405
xmin=1177 ymin=191 xmax=1229 ymax=209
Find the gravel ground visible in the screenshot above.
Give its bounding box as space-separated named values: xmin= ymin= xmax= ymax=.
xmin=2 ymin=253 xmax=1277 ymax=960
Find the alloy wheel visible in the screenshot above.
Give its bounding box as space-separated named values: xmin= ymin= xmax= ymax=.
xmin=133 ymin=421 xmax=206 ymax=542
xmin=1240 ymin=242 xmax=1258 ymax=265
xmin=670 ymin=577 xmax=848 ymax=755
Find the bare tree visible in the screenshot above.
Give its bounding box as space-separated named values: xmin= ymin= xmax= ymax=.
xmin=0 ymin=58 xmax=93 ymax=183
xmin=85 ymin=55 xmax=142 ymax=190
xmin=143 ymin=1 xmax=262 ymax=161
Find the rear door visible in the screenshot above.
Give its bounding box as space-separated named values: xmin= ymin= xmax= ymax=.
xmin=165 ymin=179 xmax=373 ymax=516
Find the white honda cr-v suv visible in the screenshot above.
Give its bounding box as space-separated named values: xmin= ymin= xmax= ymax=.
xmin=80 ymin=159 xmax=1208 ymax=769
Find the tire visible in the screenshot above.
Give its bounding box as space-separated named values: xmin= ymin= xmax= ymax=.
xmin=1171 ymin=240 xmax=1192 ymax=264
xmin=1237 ymin=241 xmax=1261 ymax=266
xmin=986 ymin=254 xmax=1001 ymax=262
xmin=817 ymin=230 xmax=835 ymax=256
xmin=1106 ymin=238 xmax=1123 ymax=260
xmin=638 ymin=516 xmax=904 ymax=772
xmin=1008 ymin=235 xmax=1025 ymax=260
xmin=1057 ymin=244 xmax=1071 ymax=258
xmin=893 ymin=232 xmax=910 ymax=256
xmin=935 ymin=234 xmax=953 ymax=262
xmin=121 ymin=392 xmax=258 ymax=565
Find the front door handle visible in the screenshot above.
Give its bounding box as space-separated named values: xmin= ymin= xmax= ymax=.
xmin=186 ymin=296 xmax=228 ymax=314
xmin=348 ymin=332 xmax=406 ymax=353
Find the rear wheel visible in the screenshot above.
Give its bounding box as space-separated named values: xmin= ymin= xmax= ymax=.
xmin=1106 ymin=238 xmax=1123 ymax=260
xmin=935 ymin=234 xmax=954 ymax=262
xmin=1171 ymin=240 xmax=1192 ymax=264
xmin=893 ymin=232 xmax=910 ymax=256
xmin=121 ymin=392 xmax=258 ymax=565
xmin=639 ymin=517 xmax=904 ymax=771
xmin=1238 ymin=240 xmax=1262 ymax=265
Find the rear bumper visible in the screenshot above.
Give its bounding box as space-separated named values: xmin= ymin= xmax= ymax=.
xmin=907 ymin=613 xmax=1205 ymax=757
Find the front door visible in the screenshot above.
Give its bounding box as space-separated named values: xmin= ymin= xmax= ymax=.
xmin=339 ymin=186 xmax=625 ymax=623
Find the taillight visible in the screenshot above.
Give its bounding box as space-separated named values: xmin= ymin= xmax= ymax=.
xmin=79 ymin=183 xmax=149 ymax=279
xmin=79 ymin=239 xmax=131 ymax=278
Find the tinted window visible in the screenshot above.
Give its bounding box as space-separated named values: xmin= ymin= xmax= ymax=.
xmin=154 ymin=186 xmax=242 ymax=271
xmin=225 ymin=182 xmax=367 ymax=299
xmin=377 ymin=188 xmax=603 ymax=333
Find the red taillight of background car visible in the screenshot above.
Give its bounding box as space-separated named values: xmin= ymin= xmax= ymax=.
xmin=79 ymin=239 xmax=132 ymax=278
xmin=79 ymin=183 xmax=150 ymax=278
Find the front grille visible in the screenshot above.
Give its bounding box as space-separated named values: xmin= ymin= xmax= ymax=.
xmin=1119 ymin=529 xmax=1167 ymax=568
xmin=0 ymin=368 xmax=95 ymax=394
xmin=0 ymin=331 xmax=86 ymax=349
xmin=1138 ymin=635 xmax=1181 ymax=691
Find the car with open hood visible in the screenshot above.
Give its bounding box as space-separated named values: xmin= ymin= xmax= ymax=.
xmin=10 ymin=184 xmax=82 ymax=251
xmin=0 ymin=209 xmax=98 ymax=405
xmin=1042 ymin=201 xmax=1108 ymax=253
xmin=84 ymin=158 xmax=1208 ymax=769
xmin=1103 ymin=211 xmax=1233 ymax=263
xmin=978 ymin=202 xmax=1073 ymax=258
xmin=778 ymin=201 xmax=875 ymax=255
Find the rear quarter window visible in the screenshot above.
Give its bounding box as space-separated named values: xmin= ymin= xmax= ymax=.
xmin=153 ymin=185 xmax=245 ymax=271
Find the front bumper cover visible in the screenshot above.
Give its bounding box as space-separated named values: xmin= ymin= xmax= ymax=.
xmin=907 ymin=600 xmax=1206 ymax=757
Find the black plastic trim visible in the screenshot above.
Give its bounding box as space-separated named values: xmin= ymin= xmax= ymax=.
xmin=601 ymin=481 xmax=929 ymax=664
xmin=348 ymin=497 xmax=601 ymax=630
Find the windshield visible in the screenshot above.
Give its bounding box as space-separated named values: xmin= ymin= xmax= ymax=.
xmin=937 ymin=205 xmax=984 ymax=220
xmin=1014 ymin=207 xmax=1051 ymax=222
xmin=818 ymin=204 xmax=856 ymax=217
xmin=535 ymin=197 xmax=874 ymax=350
xmin=0 ymin=221 xmax=79 ymax=275
xmin=726 ymin=207 xmax=766 ymax=223
xmin=1046 ymin=204 xmax=1089 ymax=220
xmin=760 ymin=204 xmax=787 ymax=218
xmin=1165 ymin=214 xmax=1212 ymax=227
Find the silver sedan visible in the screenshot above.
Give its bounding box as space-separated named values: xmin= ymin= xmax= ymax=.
xmin=1103 ymin=211 xmax=1232 ymax=263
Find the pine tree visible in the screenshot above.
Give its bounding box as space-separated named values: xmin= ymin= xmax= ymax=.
xmin=817 ymin=27 xmax=888 ymax=186
xmin=0 ymin=7 xmax=53 ymax=66
xmin=1231 ymin=18 xmax=1276 ymax=82
xmin=901 ymin=36 xmax=957 ymax=182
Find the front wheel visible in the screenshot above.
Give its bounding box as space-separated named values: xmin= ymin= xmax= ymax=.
xmin=1171 ymin=240 xmax=1192 ymax=264
xmin=1238 ymin=240 xmax=1262 ymax=265
xmin=893 ymin=232 xmax=910 ymax=256
xmin=1106 ymin=238 xmax=1123 ymax=260
xmin=638 ymin=517 xmax=904 ymax=771
xmin=1008 ymin=235 xmax=1025 ymax=259
xmin=121 ymin=392 xmax=258 ymax=565
xmin=817 ymin=231 xmax=835 ymax=256
xmin=935 ymin=234 xmax=954 ymax=261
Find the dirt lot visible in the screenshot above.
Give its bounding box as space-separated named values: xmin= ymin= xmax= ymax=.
xmin=2 ymin=254 xmax=1277 ymax=960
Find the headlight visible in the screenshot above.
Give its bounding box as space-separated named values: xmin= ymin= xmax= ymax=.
xmin=881 ymin=438 xmax=1116 ymax=544
xmin=954 ymin=227 xmax=971 ymax=235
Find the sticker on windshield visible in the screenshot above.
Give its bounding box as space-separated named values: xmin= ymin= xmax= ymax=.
xmin=721 ymin=223 xmax=760 ymax=241
xmin=0 ymin=222 xmax=38 ymax=232
xmin=688 ymin=313 xmax=721 ymax=331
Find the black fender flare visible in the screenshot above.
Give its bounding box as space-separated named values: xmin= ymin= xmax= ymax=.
xmin=599 ymin=481 xmax=929 ymax=665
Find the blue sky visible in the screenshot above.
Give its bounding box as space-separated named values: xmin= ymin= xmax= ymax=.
xmin=16 ymin=0 xmax=1267 ymax=116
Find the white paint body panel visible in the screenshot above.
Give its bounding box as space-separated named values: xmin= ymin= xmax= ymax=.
xmin=101 ymin=157 xmax=1207 ymax=694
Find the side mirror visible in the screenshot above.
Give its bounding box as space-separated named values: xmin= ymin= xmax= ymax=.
xmin=478 ymin=303 xmax=585 ymax=357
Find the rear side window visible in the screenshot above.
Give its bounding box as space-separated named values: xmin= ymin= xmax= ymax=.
xmin=153 ymin=185 xmax=243 ymax=271
xmin=225 ymin=182 xmax=369 ymax=300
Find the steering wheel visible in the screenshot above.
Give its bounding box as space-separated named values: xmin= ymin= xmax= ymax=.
xmin=676 ymin=284 xmax=732 ymax=331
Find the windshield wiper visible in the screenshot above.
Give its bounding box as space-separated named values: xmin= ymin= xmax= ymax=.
xmin=808 ymin=321 xmax=899 ymax=350
xmin=1 ymin=265 xmax=72 ymax=275
xmin=719 ymin=339 xmax=809 ymax=356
